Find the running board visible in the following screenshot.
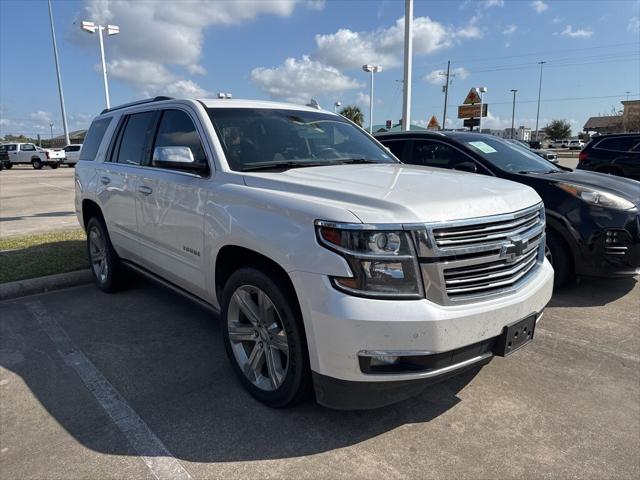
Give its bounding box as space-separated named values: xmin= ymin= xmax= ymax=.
xmin=122 ymin=260 xmax=220 ymax=315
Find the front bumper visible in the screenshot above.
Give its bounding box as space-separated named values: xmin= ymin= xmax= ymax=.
xmin=290 ymin=260 xmax=553 ymax=408
xmin=567 ymin=208 xmax=640 ymax=278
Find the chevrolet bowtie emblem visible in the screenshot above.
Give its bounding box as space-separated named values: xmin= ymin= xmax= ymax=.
xmin=501 ymin=238 xmax=528 ymax=262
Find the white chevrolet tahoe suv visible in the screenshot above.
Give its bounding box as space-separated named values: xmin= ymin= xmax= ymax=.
xmin=75 ymin=97 xmax=554 ymax=410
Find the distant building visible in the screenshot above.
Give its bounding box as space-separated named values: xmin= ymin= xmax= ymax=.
xmin=583 ymin=116 xmax=623 ymax=135
xmin=502 ymin=126 xmax=531 ymax=141
xmin=46 ymin=130 xmax=87 ymax=148
xmin=583 ymin=99 xmax=639 ymax=135
xmin=622 ymin=100 xmax=640 ymax=132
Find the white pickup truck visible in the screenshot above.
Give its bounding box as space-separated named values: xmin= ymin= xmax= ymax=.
xmin=60 ymin=144 xmax=82 ymax=166
xmin=75 ymin=97 xmax=554 ymax=409
xmin=0 ymin=142 xmax=63 ymax=169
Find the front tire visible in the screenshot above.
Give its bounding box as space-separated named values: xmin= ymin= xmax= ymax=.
xmin=4 ymin=163 xmax=12 ymax=170
xmin=545 ymin=229 xmax=573 ymax=289
xmin=221 ymin=267 xmax=310 ymax=408
xmin=86 ymin=217 xmax=125 ymax=293
xmin=49 ymin=163 xmax=59 ymax=169
xmin=32 ymin=159 xmax=43 ymax=170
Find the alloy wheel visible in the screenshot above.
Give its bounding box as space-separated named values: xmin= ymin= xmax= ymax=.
xmin=89 ymin=226 xmax=109 ymax=284
xmin=227 ymin=285 xmax=290 ymax=391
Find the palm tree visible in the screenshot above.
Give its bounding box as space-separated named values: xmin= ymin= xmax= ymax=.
xmin=339 ymin=105 xmax=364 ymax=127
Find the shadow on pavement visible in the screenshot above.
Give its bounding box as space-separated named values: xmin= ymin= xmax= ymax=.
xmin=549 ymin=276 xmax=637 ymax=308
xmin=0 ymin=280 xmax=480 ymax=463
xmin=0 ymin=211 xmax=76 ymax=222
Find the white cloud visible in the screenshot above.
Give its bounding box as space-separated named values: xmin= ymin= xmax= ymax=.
xmin=81 ymin=0 xmax=303 ymax=97
xmin=424 ymin=67 xmax=469 ymax=85
xmin=313 ymin=16 xmax=481 ymax=70
xmin=502 ymin=24 xmax=517 ymax=35
xmin=482 ymin=0 xmax=504 ymax=8
xmin=29 ymin=111 xmax=53 ymax=127
xmin=250 ymin=56 xmax=363 ymax=104
xmin=531 ymin=1 xmax=548 ymax=13
xmin=306 ymin=0 xmax=325 ymax=10
xmin=629 ymin=17 xmax=640 ymax=33
xmin=355 ymin=92 xmax=371 ymax=109
xmin=552 ymin=16 xmax=563 ymax=24
xmin=560 ymin=25 xmax=594 ymax=38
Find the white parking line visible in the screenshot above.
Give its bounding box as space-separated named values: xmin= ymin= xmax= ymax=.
xmin=38 ymin=182 xmax=72 ymax=190
xmin=536 ymin=327 xmax=640 ymax=363
xmin=25 ymin=300 xmax=192 ymax=480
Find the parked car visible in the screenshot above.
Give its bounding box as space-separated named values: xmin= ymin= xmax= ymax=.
xmin=376 ymin=131 xmax=640 ymax=287
xmin=61 ymin=144 xmax=82 ymax=166
xmin=44 ymin=148 xmax=66 ymax=164
xmin=549 ymin=139 xmax=569 ymax=149
xmin=76 ymin=97 xmax=553 ymax=410
xmin=577 ymin=133 xmax=640 ymax=180
xmin=568 ymin=139 xmax=585 ymax=150
xmin=0 ymin=142 xmax=61 ymax=169
xmin=506 ymin=139 xmax=558 ymax=163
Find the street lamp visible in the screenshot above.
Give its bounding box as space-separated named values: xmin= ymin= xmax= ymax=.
xmin=49 ymin=122 xmax=54 ymax=140
xmin=334 ymin=101 xmax=341 ymax=113
xmin=81 ymin=21 xmax=120 ymax=109
xmin=510 ymin=89 xmax=518 ymax=139
xmin=534 ymin=61 xmax=546 ymax=141
xmin=478 ymin=86 xmax=487 ymax=132
xmin=362 ymin=64 xmax=383 ymax=133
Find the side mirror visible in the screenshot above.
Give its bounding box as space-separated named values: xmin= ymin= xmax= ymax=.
xmin=454 ymin=161 xmax=477 ymax=173
xmin=152 ymin=146 xmax=208 ymax=174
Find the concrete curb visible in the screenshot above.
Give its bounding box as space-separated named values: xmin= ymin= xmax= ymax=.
xmin=0 ymin=269 xmax=92 ymax=301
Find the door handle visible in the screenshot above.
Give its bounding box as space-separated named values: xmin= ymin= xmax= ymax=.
xmin=100 ymin=176 xmax=111 ymax=185
xmin=138 ymin=185 xmax=153 ymax=195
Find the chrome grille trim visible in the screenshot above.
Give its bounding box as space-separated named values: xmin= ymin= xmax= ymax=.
xmin=414 ymin=203 xmax=546 ymax=305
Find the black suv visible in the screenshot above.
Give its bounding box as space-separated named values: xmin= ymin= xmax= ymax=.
xmin=376 ymin=131 xmax=640 ymax=287
xmin=577 ymin=133 xmax=640 ymax=180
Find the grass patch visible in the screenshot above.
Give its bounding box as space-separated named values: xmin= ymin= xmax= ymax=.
xmin=0 ymin=229 xmax=88 ymax=284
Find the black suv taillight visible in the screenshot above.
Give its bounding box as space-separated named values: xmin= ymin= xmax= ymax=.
xmin=578 ymin=151 xmax=587 ymax=163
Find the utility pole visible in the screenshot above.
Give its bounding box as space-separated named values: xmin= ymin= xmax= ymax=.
xmin=47 ymin=0 xmax=70 ymax=146
xmin=534 ymin=61 xmax=546 ymax=141
xmin=401 ymin=0 xmax=413 ymax=131
xmin=440 ymin=61 xmax=454 ymax=130
xmin=510 ymin=89 xmax=518 ymax=139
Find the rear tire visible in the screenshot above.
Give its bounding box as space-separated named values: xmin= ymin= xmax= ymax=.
xmin=221 ymin=267 xmax=311 ymax=408
xmin=32 ymin=159 xmax=43 ymax=170
xmin=86 ymin=216 xmax=125 ymax=293
xmin=545 ymin=229 xmax=573 ymax=289
xmin=50 ymin=163 xmax=59 ymax=169
xmin=4 ymin=163 xmax=12 ymax=170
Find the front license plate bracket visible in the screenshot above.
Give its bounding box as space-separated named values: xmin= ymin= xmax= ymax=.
xmin=493 ymin=315 xmax=536 ymax=356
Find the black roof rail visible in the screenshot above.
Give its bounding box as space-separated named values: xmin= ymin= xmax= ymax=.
xmin=100 ymin=96 xmax=174 ymax=115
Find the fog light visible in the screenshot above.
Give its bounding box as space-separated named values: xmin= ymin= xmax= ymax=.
xmin=370 ymin=355 xmax=399 ymax=366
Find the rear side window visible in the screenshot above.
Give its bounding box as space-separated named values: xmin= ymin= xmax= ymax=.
xmin=152 ymin=110 xmax=208 ymax=170
xmin=595 ymin=136 xmax=640 ymax=152
xmin=410 ymin=140 xmax=473 ymax=170
xmin=20 ymin=144 xmax=35 ymax=151
xmin=65 ymin=145 xmax=81 ymax=152
xmin=383 ymin=139 xmax=407 ymax=160
xmin=115 ymin=112 xmax=157 ymax=165
xmin=79 ymin=117 xmax=112 ymax=161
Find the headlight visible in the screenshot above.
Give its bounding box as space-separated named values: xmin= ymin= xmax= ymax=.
xmin=315 ymin=222 xmax=423 ymax=299
xmin=558 ymin=183 xmax=636 ymax=211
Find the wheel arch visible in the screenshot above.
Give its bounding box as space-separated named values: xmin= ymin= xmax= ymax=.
xmin=81 ymin=199 xmax=105 ymax=231
xmin=545 ymin=213 xmax=576 ymax=270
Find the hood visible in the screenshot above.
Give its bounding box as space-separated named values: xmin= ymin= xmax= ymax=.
xmin=243 ymin=164 xmax=541 ymax=224
xmin=533 ymin=170 xmax=640 ymax=206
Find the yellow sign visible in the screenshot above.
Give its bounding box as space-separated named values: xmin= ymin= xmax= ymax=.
xmin=458 ymin=104 xmax=487 ymax=119
xmin=427 ymin=116 xmax=440 ymax=130
xmin=463 ymin=88 xmax=481 ymax=105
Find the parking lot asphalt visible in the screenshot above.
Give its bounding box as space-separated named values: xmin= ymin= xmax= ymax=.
xmin=1 ymin=274 xmax=638 ymax=479
xmin=0 ymin=166 xmax=76 ymax=238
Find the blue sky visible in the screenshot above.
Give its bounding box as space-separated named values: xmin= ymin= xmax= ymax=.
xmin=1 ymin=0 xmax=639 ymax=138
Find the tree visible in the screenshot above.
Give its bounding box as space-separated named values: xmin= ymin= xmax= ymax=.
xmin=543 ymin=119 xmax=572 ymax=140
xmin=339 ymin=105 xmax=364 ymax=127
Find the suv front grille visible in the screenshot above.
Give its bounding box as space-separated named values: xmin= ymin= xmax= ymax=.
xmin=413 ymin=204 xmax=546 ymax=305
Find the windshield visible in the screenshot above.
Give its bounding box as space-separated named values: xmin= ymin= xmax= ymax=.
xmin=207 ymin=108 xmax=396 ymax=171
xmin=464 ymin=136 xmax=561 ymax=174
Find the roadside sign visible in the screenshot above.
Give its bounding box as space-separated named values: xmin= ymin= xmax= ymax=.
xmin=464 ymin=118 xmax=480 ymax=128
xmin=458 ymin=104 xmax=488 ymax=119
xmin=463 ymin=88 xmax=481 ymax=105
xmin=386 ymin=120 xmax=392 ymax=129
xmin=427 ymin=116 xmax=440 ymax=130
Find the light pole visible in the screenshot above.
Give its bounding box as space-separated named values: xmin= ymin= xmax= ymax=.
xmin=534 ymin=61 xmax=546 ymax=141
xmin=334 ymin=101 xmax=341 ymax=113
xmin=510 ymin=89 xmax=518 ymax=139
xmin=49 ymin=122 xmax=54 ymax=140
xmin=362 ymin=64 xmax=383 ymax=133
xmin=81 ymin=21 xmax=120 ymax=109
xmin=48 ymin=0 xmax=69 ymax=146
xmin=478 ymin=86 xmax=487 ymax=132
xmin=401 ymin=0 xmax=413 ymax=131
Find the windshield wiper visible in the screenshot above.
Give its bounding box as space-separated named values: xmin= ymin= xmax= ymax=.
xmin=241 ymin=161 xmax=333 ymax=172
